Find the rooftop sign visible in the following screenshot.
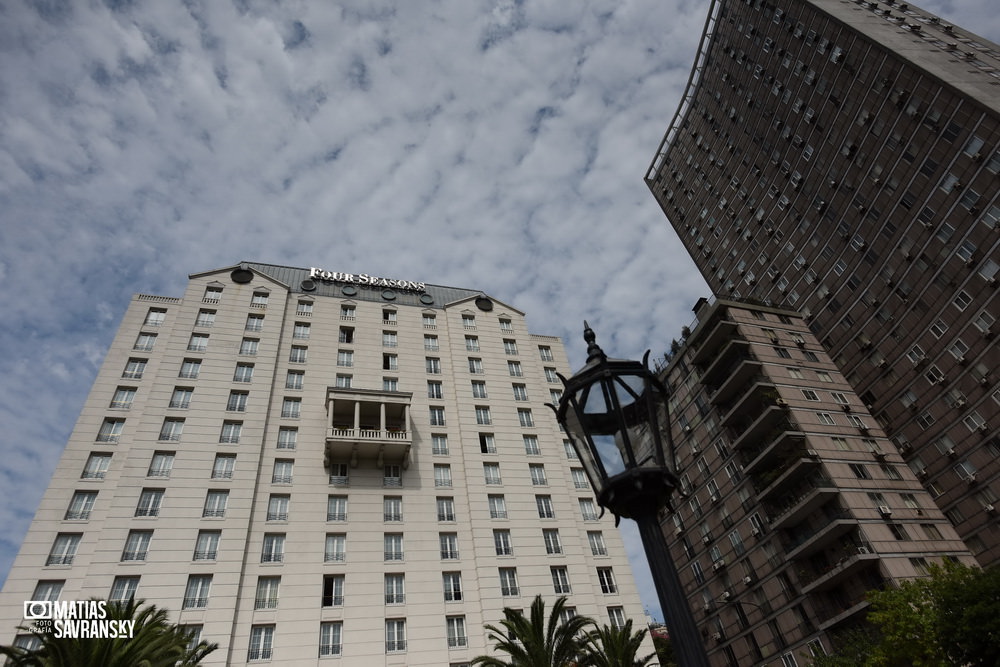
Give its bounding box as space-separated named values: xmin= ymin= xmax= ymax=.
xmin=309 ymin=267 xmax=426 ymax=293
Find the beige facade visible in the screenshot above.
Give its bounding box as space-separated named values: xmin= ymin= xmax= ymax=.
xmin=657 ymin=299 xmax=975 ymax=667
xmin=0 ymin=262 xmax=650 ymax=665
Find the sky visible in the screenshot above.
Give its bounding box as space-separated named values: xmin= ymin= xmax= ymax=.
xmin=1 ymin=0 xmax=998 ymax=626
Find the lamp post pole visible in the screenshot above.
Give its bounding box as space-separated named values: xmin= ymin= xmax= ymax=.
xmin=551 ymin=325 xmax=711 ymax=667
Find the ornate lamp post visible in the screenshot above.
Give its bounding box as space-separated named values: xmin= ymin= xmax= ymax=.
xmin=551 ymin=323 xmax=710 ymax=667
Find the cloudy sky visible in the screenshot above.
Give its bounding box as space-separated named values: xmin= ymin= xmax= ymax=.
xmin=1 ymin=0 xmax=997 ymax=623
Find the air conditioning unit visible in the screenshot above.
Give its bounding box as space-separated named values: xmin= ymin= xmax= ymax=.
xmin=967 ymin=473 xmax=978 ymax=484
xmin=702 ymin=535 xmax=712 ymax=545
xmin=955 ymin=398 xmax=967 ymax=408
xmin=918 ymin=468 xmax=928 ymax=479
xmin=986 ymin=504 xmax=996 ymax=513
xmin=721 ymin=591 xmax=732 ymax=601
xmin=750 ymin=527 xmax=761 ymax=537
xmin=713 ymin=559 xmax=726 ymax=571
xmin=743 ymin=576 xmax=754 ymax=585
xmin=806 ymin=449 xmax=820 ymax=458
xmin=946 ymin=448 xmax=957 ymax=458
xmin=878 ymin=505 xmax=892 ymax=516
xmin=978 ymin=423 xmax=990 ymax=434
xmin=712 ymin=632 xmax=722 ymax=641
xmin=675 ymin=526 xmax=685 ymax=536
xmin=857 ymin=545 xmax=870 ymax=554
xmin=710 ymin=494 xmax=720 ymax=503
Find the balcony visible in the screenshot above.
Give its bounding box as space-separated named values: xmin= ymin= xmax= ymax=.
xmin=783 ymin=511 xmax=856 ymax=560
xmin=767 ymin=474 xmax=839 ymax=528
xmin=689 ymin=316 xmax=740 ymax=365
xmin=731 ymin=408 xmax=798 ymax=452
xmin=753 ymin=453 xmax=821 ymax=501
xmin=741 ymin=431 xmax=809 ymax=476
xmin=800 ymin=544 xmax=879 ymax=594
xmin=326 ymin=388 xmax=413 ymax=468
xmin=711 ymin=363 xmax=767 ymax=406
xmin=701 ymin=339 xmax=756 ymax=387
xmin=720 ymin=382 xmax=783 ymax=428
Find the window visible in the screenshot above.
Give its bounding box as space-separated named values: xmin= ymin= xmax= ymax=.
xmin=551 ymin=566 xmax=571 ymax=594
xmin=432 ymin=434 xmax=449 ymax=456
xmin=385 ymin=574 xmax=405 ymax=604
xmin=447 ymin=616 xmax=468 ymax=648
xmin=530 ymin=464 xmax=547 ymax=486
xmin=462 ymin=314 xmax=476 ymax=329
xmin=499 ymin=318 xmax=513 ymax=332
xmin=543 ymin=528 xmax=562 ymax=554
xmin=32 ymin=580 xmax=64 ymax=602
xmin=518 ymin=409 xmax=534 ymax=427
xmin=110 ymin=387 xmax=136 ymax=410
xmin=545 ymin=368 xmax=559 ymax=383
xmin=122 ymin=358 xmax=146 ymax=379
xmin=219 ymin=421 xmax=243 ymax=443
xmin=422 ymin=313 xmax=437 ymax=328
xmin=322 ymin=574 xmax=345 ymax=606
xmin=524 ymin=435 xmax=540 ymax=455
xmin=588 ymin=531 xmax=607 ymax=556
xmin=385 ymin=619 xmax=407 ymax=653
xmin=183 ymin=575 xmax=212 ymax=609
xmin=424 ymin=335 xmax=439 ymax=351
xmin=108 ymin=576 xmax=139 ymax=603
xmin=46 ymin=534 xmax=81 ymax=565
xmin=816 ymin=413 xmax=836 ymax=426
xmin=239 ymin=338 xmax=259 ymax=356
xmin=233 ymin=362 xmax=254 ymax=383
xmin=384 ymin=533 xmax=403 ymax=561
xmin=536 ymin=495 xmax=555 ymax=519
xmin=65 ymin=491 xmax=97 ymax=520
xmin=245 ymin=314 xmax=264 ymax=331
xmin=193 ymin=530 xmax=219 ymax=560
xmin=169 ymin=387 xmax=193 ymax=409
xmin=335 ymin=374 xmax=352 ymax=389
xmin=471 ymin=381 xmax=488 ymax=399
xmin=436 ymin=573 xmax=465 ymax=606
xmin=261 ymin=534 xmax=285 ymax=563
xmin=465 ymin=336 xmax=480 ymax=351
xmin=597 ymin=567 xmax=617 ymax=594
xmin=512 ymin=384 xmax=528 ymax=401
xmin=888 ymin=523 xmax=911 ymax=541
xmin=434 ymin=465 xmax=452 ymax=488
xmin=135 ymin=489 xmax=164 ymax=516
xmin=423 ymin=381 xmax=443 ymax=400
xmin=319 ymin=622 xmax=343 ymax=657
xmin=281 ymin=398 xmax=301 ymax=418
xmin=849 ymin=463 xmax=871 ymax=480
xmin=503 ymin=339 xmax=518 ymax=355
xmin=289 ymin=346 xmax=308 ymax=363
xmin=954 ymin=290 xmax=973 ymax=311
xmin=484 ymin=463 xmax=502 ymax=485
xmin=508 ymin=361 xmax=523 ymax=377
xmin=195 ymin=310 xmax=216 ymax=327
xmin=382 ymin=354 xmax=398 ymax=371
xmin=384 ymin=496 xmax=403 ymax=522
xmin=248 ymin=625 xmax=273 ymax=661
xmin=802 ymin=389 xmax=820 ymax=401
xmin=267 ymin=494 xmax=289 ymax=521
xmin=324 ymin=534 xmax=346 ymax=562
xmin=294 ymin=299 xmax=313 ymax=316
xmin=289 ymin=322 xmax=310 ymax=340
xmin=158 ymin=418 xmax=184 ymax=441
xmin=427 ymin=357 xmax=442 ymax=374
xmin=494 ymin=529 xmax=513 ymax=556
xmin=272 ymin=459 xmax=293 ymax=484
xmin=383 ymin=377 xmax=399 ymax=392
xmin=550 ymin=389 xmax=563 ymax=403
xmin=144 ymin=308 xmax=166 ymax=326
xmin=179 ymin=359 xmax=201 ymax=379
xmin=580 ymin=499 xmax=599 ymax=521
xmin=335 ymin=350 xmax=353 ymax=368
xmin=564 ymin=440 xmax=578 ymax=459
xmin=203 ymin=490 xmax=228 ymax=518
xmin=146 ymin=452 xmax=173 ymax=478
xmin=539 ymin=346 xmax=554 ymax=361
xmin=499 ymin=568 xmax=519 ymax=596
xmin=476 ymin=406 xmax=492 ymax=425
xmin=440 ymin=533 xmax=460 ymax=560
xmin=97 ymin=418 xmax=125 ymax=443
xmin=340 ymin=305 xmax=356 ymax=320
xmin=468 ymin=358 xmax=483 ymax=374
xmin=285 ymin=370 xmax=304 ymax=390
xmin=437 ymin=497 xmax=456 ymax=522
xmin=255 ymin=577 xmax=280 ymax=609
xmin=489 ymin=494 xmax=507 ymax=519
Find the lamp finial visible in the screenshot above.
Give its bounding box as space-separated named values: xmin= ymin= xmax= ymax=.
xmin=582 ymin=321 xmax=607 ymax=364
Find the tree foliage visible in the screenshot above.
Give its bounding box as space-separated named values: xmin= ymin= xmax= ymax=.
xmin=0 ymin=599 xmax=217 ymax=667
xmin=472 ymin=595 xmax=594 ymax=667
xmin=578 ymin=618 xmax=657 ymax=667
xmin=810 ymin=561 xmax=1000 ymax=667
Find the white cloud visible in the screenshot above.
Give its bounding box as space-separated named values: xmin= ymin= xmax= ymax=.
xmin=1 ymin=0 xmax=997 ymax=626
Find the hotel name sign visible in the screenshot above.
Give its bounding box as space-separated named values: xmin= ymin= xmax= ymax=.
xmin=309 ymin=267 xmax=427 ymax=292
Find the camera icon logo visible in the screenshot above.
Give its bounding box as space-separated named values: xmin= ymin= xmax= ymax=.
xmin=23 ymin=601 xmax=53 ymax=620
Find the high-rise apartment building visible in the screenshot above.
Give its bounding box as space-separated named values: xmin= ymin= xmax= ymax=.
xmin=657 ymin=298 xmax=974 ymax=666
xmin=645 ymin=0 xmax=1000 ymax=566
xmin=0 ymin=261 xmax=651 ymax=665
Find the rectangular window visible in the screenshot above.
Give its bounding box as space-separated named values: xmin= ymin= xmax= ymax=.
xmin=432 ymin=434 xmax=449 ymax=455
xmin=543 ymin=528 xmax=562 ymax=554
xmin=539 ymin=346 xmax=554 ymax=361
xmin=434 ymin=465 xmax=452 ymax=488
xmin=203 ymin=490 xmax=228 ymax=518
xmin=324 ymin=534 xmax=346 ymax=562
xmin=447 ymin=616 xmax=468 ymax=648
xmin=437 ymin=497 xmax=456 ymax=522
xmin=179 ymin=359 xmax=201 ymax=379
xmin=285 ymin=370 xmax=304 ymax=390
xmin=597 ymin=567 xmax=617 ymax=594
xmin=424 ymin=335 xmax=439 ymax=350
xmin=385 ymin=619 xmax=407 ymax=653
xmin=248 ymin=625 xmax=273 ymax=661
xmin=426 ymin=381 xmax=443 ymax=399
xmin=322 ymin=574 xmax=345 ymax=607
xmin=239 ymin=338 xmax=259 ymax=356
xmin=483 ymin=463 xmax=502 ymax=485
xmin=545 ymin=368 xmax=559 ymax=383
xmin=295 ymin=300 xmax=313 ymax=315
xmin=551 ymin=566 xmax=571 ymax=594
xmin=468 ymin=358 xmax=483 ymax=374
xmin=429 ymin=407 xmax=446 ymax=426
xmin=195 ymin=310 xmax=216 ymax=327
xmin=536 ymin=495 xmax=555 ymax=519
xmin=489 ymin=495 xmax=507 ymax=519
xmin=183 ymin=575 xmax=212 ymax=609
xmin=267 ymin=494 xmax=288 ymax=521
xmin=169 ymin=387 xmax=193 ymax=409
xmin=281 ymin=398 xmax=301 ymax=418
xmin=146 ymin=452 xmax=173 ymax=478
xmin=289 ymin=346 xmax=308 ymax=363
xmin=272 ymin=459 xmax=293 ymax=484
xmin=499 ymin=568 xmax=519 ymax=596
xmin=255 ymin=577 xmax=280 ymax=609
xmin=499 ymin=318 xmax=513 ymax=332
xmin=465 ymin=336 xmax=480 ymax=351
xmin=319 ymin=622 xmax=342 ymax=657
xmin=513 ymin=384 xmax=528 ymax=401
xmin=261 ymin=534 xmax=285 ymax=563
xmin=588 ymin=531 xmax=607 ymax=556
xmin=144 ymin=308 xmax=166 ymax=326
xmin=529 ymin=464 xmax=547 ymax=486
xmin=383 ymin=496 xmax=403 ymax=522
xmin=493 ymin=529 xmax=513 ymax=556
xmin=384 ymin=534 xmax=403 ymax=561
xmin=508 ymin=361 xmax=523 ymax=377
xmin=65 ymin=491 xmax=98 ymax=520
xmin=193 ymin=531 xmax=220 ymax=560
xmin=422 ymin=313 xmax=436 ymax=328
xmin=123 ymin=358 xmax=146 ymax=380
xmin=233 ymin=363 xmax=254 ymax=383
xmin=226 ymin=391 xmax=248 ymax=412
xmin=384 ymin=574 xmax=405 ymax=604
xmin=135 ymin=489 xmax=163 ymax=517
xmin=476 ymin=406 xmax=492 ymax=425
xmin=472 ymin=381 xmax=488 ymax=398
xmin=47 ymin=534 xmax=81 ymax=565
xmin=158 ymin=418 xmax=184 ymax=441
xmin=109 ymin=576 xmax=139 ymax=603
xmin=426 ymin=357 xmax=442 ymax=374
xmin=518 ymin=409 xmax=534 ymax=427
xmin=504 ymin=339 xmax=518 ymax=355
xmin=440 ymin=533 xmax=459 ymax=560
xmin=523 ymin=435 xmax=540 ymax=455
xmin=110 ymin=386 xmax=136 ymax=409
xmin=97 ymin=418 xmax=125 ymax=443
xmin=580 ymin=499 xmax=599 ymax=521
xmin=245 ymin=314 xmax=264 ymax=331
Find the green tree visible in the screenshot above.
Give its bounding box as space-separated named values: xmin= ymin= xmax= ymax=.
xmin=808 ymin=626 xmax=880 ymax=667
xmin=0 ymin=599 xmax=217 ymax=667
xmin=578 ymin=619 xmax=657 ymax=667
xmin=651 ymin=633 xmax=677 ymax=667
xmin=472 ymin=595 xmax=593 ymax=667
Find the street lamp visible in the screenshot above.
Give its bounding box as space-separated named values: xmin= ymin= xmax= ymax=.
xmin=550 ymin=323 xmax=711 ymax=667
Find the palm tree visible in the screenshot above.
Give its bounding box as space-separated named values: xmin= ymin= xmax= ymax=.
xmin=0 ymin=598 xmax=217 ymax=667
xmin=578 ymin=619 xmax=658 ymax=667
xmin=473 ymin=595 xmax=594 ymax=667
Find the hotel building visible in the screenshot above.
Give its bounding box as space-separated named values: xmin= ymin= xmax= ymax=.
xmin=657 ymin=298 xmax=974 ymax=666
xmin=0 ymin=261 xmax=651 ymax=665
xmin=645 ymin=0 xmax=1000 ymax=566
